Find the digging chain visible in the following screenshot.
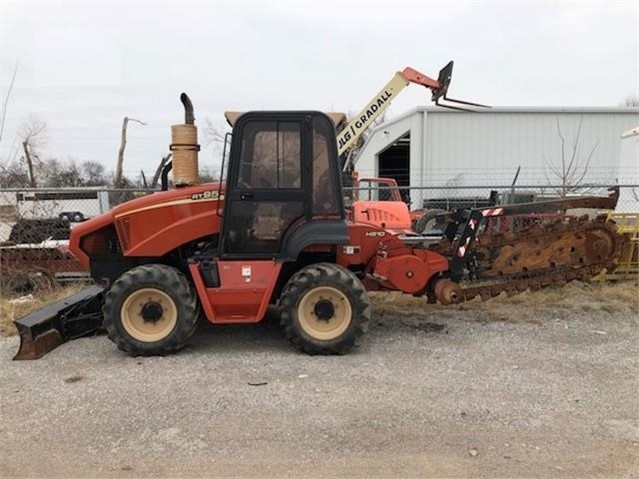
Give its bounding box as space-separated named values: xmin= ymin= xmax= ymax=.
xmin=430 ymin=214 xmax=627 ymax=302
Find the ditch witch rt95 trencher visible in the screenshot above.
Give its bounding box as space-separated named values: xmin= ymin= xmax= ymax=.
xmin=13 ymin=62 xmax=624 ymax=359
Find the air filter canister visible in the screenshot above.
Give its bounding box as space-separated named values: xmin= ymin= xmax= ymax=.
xmin=170 ymin=124 xmax=199 ymax=186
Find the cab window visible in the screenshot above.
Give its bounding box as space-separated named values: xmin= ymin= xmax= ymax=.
xmin=237 ymin=121 xmax=301 ymax=189
xmin=312 ymin=117 xmax=339 ymax=215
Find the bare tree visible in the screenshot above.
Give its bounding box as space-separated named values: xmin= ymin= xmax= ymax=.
xmin=18 ymin=114 xmax=48 ymax=187
xmin=0 ymin=157 xmax=109 ymax=188
xmin=199 ymin=165 xmax=218 ymax=183
xmin=0 ymin=160 xmax=30 ymax=187
xmin=45 ymin=158 xmax=109 ymax=187
xmin=202 ymin=118 xmax=229 ymax=146
xmin=81 ymin=160 xmax=108 ymax=186
xmin=115 ymin=116 xmax=146 ymax=188
xmin=544 ymin=117 xmax=599 ymax=197
xmin=0 ymin=59 xmax=19 ymax=144
xmin=40 ymin=158 xmax=87 ymax=187
xmin=620 ymin=94 xmax=639 ymax=107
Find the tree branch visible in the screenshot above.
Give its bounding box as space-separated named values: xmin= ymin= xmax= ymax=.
xmin=548 ymin=116 xmax=599 ymax=197
xmin=574 ymin=139 xmax=599 ymax=186
xmin=566 ymin=116 xmax=583 ymax=176
xmin=203 ymin=118 xmax=227 ymax=146
xmin=0 ymin=59 xmax=18 ymax=145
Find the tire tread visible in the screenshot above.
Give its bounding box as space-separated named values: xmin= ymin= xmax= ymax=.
xmin=102 ymin=264 xmax=199 ymax=356
xmin=279 ymin=262 xmax=371 ymax=355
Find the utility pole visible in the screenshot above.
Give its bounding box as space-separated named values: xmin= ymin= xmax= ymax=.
xmin=115 ymin=116 xmax=146 ymax=188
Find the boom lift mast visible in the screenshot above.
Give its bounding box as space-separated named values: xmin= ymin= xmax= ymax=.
xmin=336 ymin=62 xmax=488 ymax=233
xmin=338 ymin=62 xmax=487 ymax=167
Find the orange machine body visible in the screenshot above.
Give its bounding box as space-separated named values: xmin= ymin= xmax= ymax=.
xmin=70 ymin=182 xmax=225 ymax=268
xmin=70 ymin=184 xmax=450 ymax=326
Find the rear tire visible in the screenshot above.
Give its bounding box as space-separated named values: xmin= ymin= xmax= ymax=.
xmin=103 ymin=264 xmax=199 ymax=356
xmin=279 ymin=263 xmax=371 ymax=355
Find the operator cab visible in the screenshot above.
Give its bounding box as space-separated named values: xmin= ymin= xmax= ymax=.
xmin=220 ymin=111 xmax=348 ymax=260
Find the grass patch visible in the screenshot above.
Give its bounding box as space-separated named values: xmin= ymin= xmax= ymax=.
xmin=0 ymin=280 xmax=636 ymax=337
xmin=507 ymin=281 xmax=638 ymax=314
xmin=370 ymin=280 xmax=638 ymax=323
xmin=0 ymin=284 xmax=85 ymax=336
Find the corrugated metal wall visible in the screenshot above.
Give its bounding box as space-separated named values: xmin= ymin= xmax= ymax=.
xmin=355 ymin=107 xmax=638 ymax=207
xmin=422 ymin=110 xmax=638 ymax=186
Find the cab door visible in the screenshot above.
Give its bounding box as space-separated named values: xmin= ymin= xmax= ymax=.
xmin=220 ymin=115 xmax=310 ymax=258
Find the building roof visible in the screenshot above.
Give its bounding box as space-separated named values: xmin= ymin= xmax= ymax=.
xmin=421 ymin=106 xmax=639 ymax=114
xmin=372 ymin=105 xmax=638 ymax=134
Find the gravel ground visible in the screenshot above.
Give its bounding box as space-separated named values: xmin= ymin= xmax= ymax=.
xmin=1 ymin=291 xmax=638 ymax=479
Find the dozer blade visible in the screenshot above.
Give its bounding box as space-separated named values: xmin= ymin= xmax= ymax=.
xmin=13 ymin=285 xmax=104 ymax=360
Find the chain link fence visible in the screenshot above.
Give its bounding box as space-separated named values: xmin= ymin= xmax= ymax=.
xmin=346 ymin=183 xmax=638 ymax=211
xmin=0 ymin=183 xmax=636 ymax=292
xmin=0 ymin=188 xmax=139 ymax=244
xmin=0 ymin=188 xmax=150 ymax=291
xmin=0 ymin=184 xmax=637 ymax=244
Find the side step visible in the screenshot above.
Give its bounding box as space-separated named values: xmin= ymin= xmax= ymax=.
xmin=13 ymin=285 xmax=105 ymax=360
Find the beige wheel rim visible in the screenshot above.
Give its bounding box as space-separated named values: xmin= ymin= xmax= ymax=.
xmin=120 ymin=288 xmax=178 ymax=342
xmin=297 ymin=286 xmax=352 ymax=341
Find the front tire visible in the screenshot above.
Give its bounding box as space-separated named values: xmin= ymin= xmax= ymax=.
xmin=279 ymin=263 xmax=371 ymax=355
xmin=103 ymin=264 xmax=200 ymax=356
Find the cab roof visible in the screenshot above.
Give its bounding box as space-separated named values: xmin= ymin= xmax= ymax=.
xmin=224 ymin=111 xmax=347 ymax=128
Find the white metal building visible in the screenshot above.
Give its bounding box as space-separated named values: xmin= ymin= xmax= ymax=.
xmin=355 ymin=107 xmax=639 ymax=207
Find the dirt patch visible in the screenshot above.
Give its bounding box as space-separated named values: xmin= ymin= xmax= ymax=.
xmin=371 ymin=280 xmax=638 ymax=326
xmin=0 ymin=284 xmax=84 ymax=336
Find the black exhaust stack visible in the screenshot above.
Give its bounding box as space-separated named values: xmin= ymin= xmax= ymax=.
xmin=180 ymin=92 xmax=195 ymax=125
